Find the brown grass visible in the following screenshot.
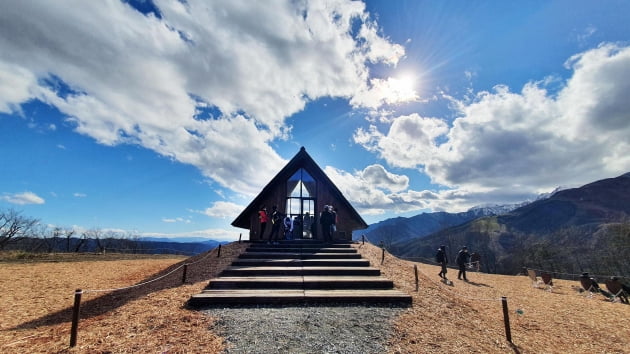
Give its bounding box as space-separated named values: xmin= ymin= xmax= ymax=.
xmin=356 ymin=243 xmax=630 ymax=353
xmin=0 ymin=244 xmax=247 ymax=353
xmin=1 ymin=242 xmax=628 ymax=353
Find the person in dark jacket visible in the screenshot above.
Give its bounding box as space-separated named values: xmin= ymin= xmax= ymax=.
xmin=456 ymin=246 xmax=471 ymax=281
xmin=580 ymin=272 xmax=613 ymax=298
xmin=436 ymin=245 xmax=448 ymax=279
xmin=267 ymin=205 xmax=282 ymax=244
xmin=609 ymin=276 xmax=629 ymax=303
xmin=319 ymin=205 xmax=334 ymax=242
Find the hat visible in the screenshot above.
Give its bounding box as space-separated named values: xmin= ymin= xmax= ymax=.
xmin=462 ymin=246 xmax=467 ymax=250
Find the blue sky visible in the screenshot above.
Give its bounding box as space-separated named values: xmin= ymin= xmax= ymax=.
xmin=1 ymin=0 xmax=629 ymax=241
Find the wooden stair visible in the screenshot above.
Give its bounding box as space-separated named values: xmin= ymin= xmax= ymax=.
xmin=188 ymin=240 xmax=412 ymax=306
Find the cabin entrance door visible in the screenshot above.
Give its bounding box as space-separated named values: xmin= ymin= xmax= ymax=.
xmin=286 ymin=168 xmax=317 ymax=239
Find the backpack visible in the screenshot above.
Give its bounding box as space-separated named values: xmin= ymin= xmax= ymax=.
xmin=272 ymin=211 xmax=281 ymax=224
xmin=435 ymin=250 xmax=444 ymax=263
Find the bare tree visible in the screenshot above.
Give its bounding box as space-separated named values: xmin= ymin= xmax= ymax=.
xmin=63 ymin=227 xmax=76 ymax=252
xmin=0 ymin=209 xmax=38 ymax=250
xmin=74 ymin=231 xmax=89 ymax=253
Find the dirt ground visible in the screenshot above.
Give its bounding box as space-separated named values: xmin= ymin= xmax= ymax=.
xmin=1 ymin=242 xmax=628 ymax=353
xmin=357 ymin=243 xmax=630 ymax=353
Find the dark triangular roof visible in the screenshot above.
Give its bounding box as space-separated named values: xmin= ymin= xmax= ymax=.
xmin=231 ymin=147 xmax=367 ymax=229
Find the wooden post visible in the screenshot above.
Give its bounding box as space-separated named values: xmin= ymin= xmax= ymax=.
xmin=217 ymin=244 xmax=222 ymax=257
xmin=501 ymin=296 xmax=512 ymax=343
xmin=362 ymin=234 xmax=365 ymax=245
xmin=239 ymin=233 xmax=242 ymax=243
xmin=380 ymin=242 xmax=385 ymax=264
xmin=69 ymin=289 xmax=82 ymax=347
xmin=414 ymin=264 xmax=419 ymax=291
xmin=182 ymin=264 xmax=188 ymax=284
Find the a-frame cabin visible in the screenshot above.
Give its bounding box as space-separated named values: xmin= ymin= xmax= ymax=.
xmin=232 ymin=147 xmax=368 ymax=241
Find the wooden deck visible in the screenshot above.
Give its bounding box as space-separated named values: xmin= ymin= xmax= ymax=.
xmin=188 ymin=240 xmax=412 ymax=306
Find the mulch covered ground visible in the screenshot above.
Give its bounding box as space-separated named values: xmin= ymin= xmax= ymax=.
xmin=1 ymin=242 xmax=628 ymax=353
xmin=357 ymin=243 xmax=630 ymax=353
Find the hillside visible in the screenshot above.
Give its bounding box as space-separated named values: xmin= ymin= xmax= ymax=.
xmin=353 ymin=208 xmax=503 ymax=247
xmin=390 ymin=172 xmax=630 ymax=275
xmin=1 ymin=241 xmax=629 ymax=353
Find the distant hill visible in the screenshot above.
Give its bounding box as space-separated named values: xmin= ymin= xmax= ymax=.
xmin=353 ymin=203 xmax=525 ymax=247
xmin=9 ymin=237 xmax=225 ymax=256
xmin=498 ymin=172 xmax=630 ymax=234
xmin=382 ymin=172 xmax=630 ymax=275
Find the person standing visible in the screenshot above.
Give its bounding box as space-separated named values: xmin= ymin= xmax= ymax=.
xmin=456 ymin=246 xmax=470 ymax=281
xmin=267 ymin=205 xmax=282 ymax=244
xmin=258 ymin=206 xmax=268 ymax=241
xmin=319 ymin=205 xmax=334 ymax=242
xmin=436 ymin=245 xmax=448 ymax=279
xmin=283 ymin=215 xmax=293 ymax=240
xmin=292 ymin=215 xmax=302 ymax=239
xmin=330 ymin=206 xmax=338 ymax=237
xmin=302 ymin=212 xmax=312 ymax=239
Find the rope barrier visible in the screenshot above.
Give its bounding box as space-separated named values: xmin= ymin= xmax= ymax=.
xmin=69 ymin=242 xmax=226 ymax=347
xmin=360 ymin=234 xmax=628 ymax=282
xmin=103 ymin=247 xmax=198 ymax=256
xmin=82 ymin=246 xmax=219 ymax=294
xmin=83 ymin=263 xmax=185 ymax=294
xmin=523 ymin=267 xmax=628 ymax=280
xmin=361 ymin=235 xmax=501 ymax=302
xmin=362 ymin=234 xmax=512 ymax=341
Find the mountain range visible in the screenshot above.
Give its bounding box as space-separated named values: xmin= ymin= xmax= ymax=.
xmin=357 ymin=172 xmax=630 ymax=275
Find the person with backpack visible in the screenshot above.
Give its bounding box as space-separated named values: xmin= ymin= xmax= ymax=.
xmin=456 ymin=246 xmax=471 ymax=281
xmin=267 ymin=205 xmax=282 ymax=244
xmin=258 ymin=206 xmax=269 ymax=241
xmin=436 ymin=245 xmax=448 ymax=279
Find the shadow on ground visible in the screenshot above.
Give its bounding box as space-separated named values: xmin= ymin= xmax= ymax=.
xmin=11 ymin=243 xmax=244 ymax=330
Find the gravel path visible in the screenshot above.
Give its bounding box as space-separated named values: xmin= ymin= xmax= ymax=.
xmin=204 ymin=304 xmax=406 ymax=354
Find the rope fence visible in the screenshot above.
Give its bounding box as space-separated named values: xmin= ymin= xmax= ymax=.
xmin=68 ymin=242 xmax=225 ymax=347
xmin=102 ymin=247 xmax=200 ymax=256
xmin=360 ymin=232 xmax=630 ymax=343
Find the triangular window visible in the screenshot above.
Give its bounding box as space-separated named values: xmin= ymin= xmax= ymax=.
xmin=287 ymin=168 xmax=315 ymax=198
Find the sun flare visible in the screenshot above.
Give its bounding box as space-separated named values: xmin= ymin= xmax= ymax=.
xmin=383 ymin=73 xmax=419 ymax=105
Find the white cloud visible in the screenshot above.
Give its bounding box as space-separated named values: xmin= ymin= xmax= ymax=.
xmin=1 ymin=191 xmax=45 ymax=205
xmin=73 ymin=193 xmax=87 ymax=198
xmin=360 ymin=164 xmax=409 ymax=192
xmin=161 ymin=217 xmax=191 ymax=224
xmin=324 ymin=165 xmax=424 ymax=215
xmin=575 ymin=25 xmax=597 ymax=46
xmin=0 ymin=61 xmax=37 ymax=114
xmin=0 ymin=0 xmax=404 ymax=197
xmin=203 ymin=201 xmax=245 ymax=219
xmin=142 ymin=228 xmax=239 ymax=242
xmin=353 ymin=114 xmax=448 ymax=169
xmin=355 ymin=44 xmax=630 ymax=211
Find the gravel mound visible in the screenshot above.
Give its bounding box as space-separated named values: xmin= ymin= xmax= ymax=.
xmin=205 ymin=304 xmax=406 ymax=354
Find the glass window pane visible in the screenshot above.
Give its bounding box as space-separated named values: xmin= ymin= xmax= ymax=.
xmin=301 ymin=169 xmax=316 ymax=197
xmin=287 ymin=170 xmax=301 ymax=197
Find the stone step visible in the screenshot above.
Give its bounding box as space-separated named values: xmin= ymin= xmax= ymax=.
xmin=188 ymin=241 xmax=411 ymax=306
xmin=231 ymin=258 xmax=370 ymax=267
xmin=221 ymin=266 xmax=381 ymax=277
xmin=207 ymin=276 xmax=394 ymax=290
xmin=249 ymin=242 xmax=354 ymax=248
xmin=238 ymin=252 xmax=363 ymax=259
xmin=245 ymin=247 xmax=358 ymax=253
xmin=188 ymin=289 xmax=412 ymax=306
